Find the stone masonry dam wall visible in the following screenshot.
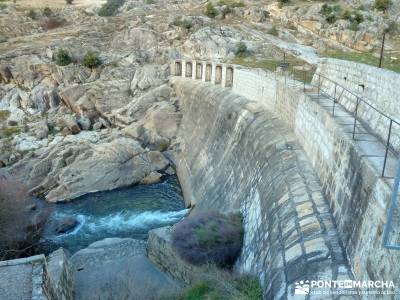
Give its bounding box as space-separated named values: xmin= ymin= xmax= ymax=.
xmin=230 ymin=64 xmax=400 ymax=297
xmin=171 ymin=58 xmax=400 ymax=298
xmin=173 ymin=78 xmax=354 ymax=299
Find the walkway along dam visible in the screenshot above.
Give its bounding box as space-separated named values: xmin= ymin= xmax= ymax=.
xmin=171 ymin=58 xmax=400 ymax=299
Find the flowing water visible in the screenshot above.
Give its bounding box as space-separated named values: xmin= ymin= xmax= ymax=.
xmin=42 ymin=176 xmax=187 ymax=253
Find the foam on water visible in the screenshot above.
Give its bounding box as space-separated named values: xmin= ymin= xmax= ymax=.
xmin=43 ymin=176 xmax=186 ymax=253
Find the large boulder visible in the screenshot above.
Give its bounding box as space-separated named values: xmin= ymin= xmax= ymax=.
xmin=8 ymin=131 xmax=170 ymax=202
xmin=130 ymin=65 xmax=169 ymax=92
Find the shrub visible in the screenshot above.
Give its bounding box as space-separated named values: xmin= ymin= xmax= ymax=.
xmin=98 ymin=0 xmax=124 ymax=17
xmin=172 ymin=211 xmax=243 ymax=267
xmin=177 ymin=275 xmax=262 ymax=300
xmin=205 ymin=1 xmax=218 ymax=18
xmin=0 ymin=110 xmax=10 ymax=121
xmin=43 ymin=7 xmax=52 ymax=17
xmin=230 ymin=1 xmax=245 ymax=8
xmin=173 ymin=17 xmax=193 ymax=29
xmin=268 ymin=26 xmax=279 ymax=36
xmin=235 ymin=41 xmax=248 ymax=56
xmin=325 ymin=14 xmax=337 ymax=24
xmin=55 ymin=48 xmax=72 ymax=66
xmin=66 ymin=0 xmax=73 ymax=4
xmin=43 ymin=17 xmax=66 ymax=30
xmin=0 ymin=179 xmax=45 ymax=260
xmin=278 ymin=0 xmax=289 ymax=7
xmin=374 ymin=0 xmax=392 ymax=11
xmin=27 ymin=9 xmax=37 ymax=19
xmin=83 ymin=52 xmax=102 ymax=68
xmin=341 ymin=9 xmax=364 ymax=30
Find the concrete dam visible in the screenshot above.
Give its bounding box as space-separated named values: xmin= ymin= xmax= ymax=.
xmin=171 ymin=59 xmax=400 ymax=298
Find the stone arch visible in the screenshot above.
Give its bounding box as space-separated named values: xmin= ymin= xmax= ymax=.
xmin=226 ymin=66 xmax=234 ymax=87
xmin=185 ymin=62 xmax=193 ymax=78
xmin=205 ymin=64 xmax=212 ymax=82
xmin=196 ymin=62 xmax=203 ymax=80
xmin=175 ymin=61 xmax=182 ymax=76
xmin=215 ymin=65 xmax=222 ymax=84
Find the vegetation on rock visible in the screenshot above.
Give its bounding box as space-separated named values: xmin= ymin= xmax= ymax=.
xmin=98 ymin=0 xmax=124 ymax=17
xmin=205 ymin=1 xmax=218 ymax=18
xmin=176 ymin=275 xmax=262 ymax=300
xmin=55 ymin=48 xmax=72 ymax=66
xmin=83 ymin=52 xmax=102 ymax=68
xmin=43 ymin=7 xmax=52 ymax=17
xmin=26 ymin=9 xmax=37 ymax=20
xmin=173 ymin=17 xmax=193 ymax=30
xmin=172 ymin=211 xmax=243 ymax=267
xmin=374 ymin=0 xmax=392 ymax=11
xmin=235 ymin=41 xmax=248 ymax=57
xmin=320 ymin=3 xmax=342 ymax=24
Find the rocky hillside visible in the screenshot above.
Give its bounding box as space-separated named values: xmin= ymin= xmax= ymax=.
xmin=0 ymin=0 xmax=398 ymax=202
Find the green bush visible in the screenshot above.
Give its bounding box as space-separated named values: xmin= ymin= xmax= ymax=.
xmin=235 ymin=41 xmax=248 ymax=56
xmin=177 ymin=276 xmax=262 ymax=300
xmin=66 ymin=0 xmax=73 ymax=4
xmin=325 ymin=14 xmax=337 ymax=24
xmin=374 ymin=0 xmax=392 ymax=11
xmin=268 ymin=26 xmax=279 ymax=36
xmin=205 ymin=1 xmax=218 ymax=18
xmin=43 ymin=7 xmax=52 ymax=17
xmin=278 ymin=0 xmax=290 ymax=7
xmin=98 ymin=0 xmax=124 ymax=16
xmin=173 ymin=17 xmax=193 ymax=29
xmin=172 ymin=211 xmax=243 ymax=267
xmin=55 ymin=48 xmax=72 ymax=66
xmin=341 ymin=9 xmax=364 ymax=30
xmin=83 ymin=52 xmax=101 ymax=68
xmin=0 ymin=110 xmax=10 ymax=121
xmin=26 ymin=9 xmax=37 ymax=19
xmin=320 ymin=4 xmax=341 ymax=24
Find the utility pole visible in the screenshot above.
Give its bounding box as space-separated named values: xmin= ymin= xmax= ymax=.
xmin=379 ymin=29 xmax=386 ymax=68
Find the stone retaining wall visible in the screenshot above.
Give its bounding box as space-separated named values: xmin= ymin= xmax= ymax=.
xmin=0 ymin=249 xmax=73 ymax=300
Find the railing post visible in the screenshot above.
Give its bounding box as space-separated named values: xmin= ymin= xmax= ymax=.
xmin=332 ymin=83 xmax=337 ymax=116
xmin=352 ymin=97 xmax=360 ymax=140
xmin=317 ymin=74 xmax=321 ymax=98
xmin=382 ymin=119 xmax=393 ymax=177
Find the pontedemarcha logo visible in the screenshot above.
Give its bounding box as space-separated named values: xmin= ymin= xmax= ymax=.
xmin=295 ymin=280 xmax=310 ymax=295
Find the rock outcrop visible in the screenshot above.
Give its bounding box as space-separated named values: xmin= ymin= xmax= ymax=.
xmin=9 ymin=131 xmax=170 ymax=202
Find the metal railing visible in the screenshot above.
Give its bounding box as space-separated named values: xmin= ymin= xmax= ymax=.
xmin=282 ymin=64 xmax=400 ymax=250
xmin=382 ymin=162 xmax=400 ymax=250
xmin=284 ymin=67 xmax=400 ymax=178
